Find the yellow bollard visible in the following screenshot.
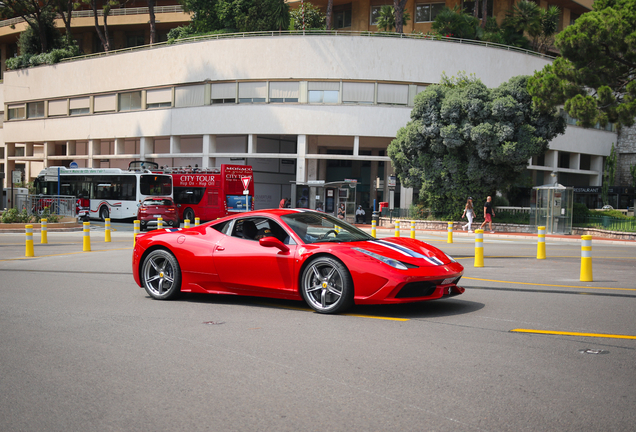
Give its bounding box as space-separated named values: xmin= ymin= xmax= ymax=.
xmin=105 ymin=218 xmax=111 ymax=242
xmin=184 ymin=219 xmax=190 ymax=229
xmin=410 ymin=220 xmax=416 ymax=239
xmin=25 ymin=224 xmax=34 ymax=257
xmin=447 ymin=222 xmax=453 ymax=243
xmin=371 ymin=219 xmax=376 ymax=238
xmin=580 ymin=235 xmax=593 ymax=282
xmin=133 ymin=220 xmax=140 ymax=245
xmin=157 ymin=217 xmax=163 ymax=230
xmin=40 ymin=218 xmax=48 ymax=244
xmin=537 ymin=226 xmax=546 ymax=259
xmin=335 ymin=225 xmax=341 ymax=233
xmin=83 ymin=221 xmax=91 ymax=252
xmin=395 ymin=220 xmax=400 ymax=237
xmin=474 ymin=229 xmax=484 ymax=267
xmin=195 ymin=217 xmax=200 ymax=226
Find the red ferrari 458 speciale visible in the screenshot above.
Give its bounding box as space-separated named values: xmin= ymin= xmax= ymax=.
xmin=132 ymin=209 xmax=465 ymax=314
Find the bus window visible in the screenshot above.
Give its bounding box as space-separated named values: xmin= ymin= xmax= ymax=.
xmin=174 ymin=187 xmax=204 ymax=205
xmin=140 ymin=174 xmax=172 ymax=196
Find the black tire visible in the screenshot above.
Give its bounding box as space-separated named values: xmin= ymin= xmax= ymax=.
xmin=300 ymin=256 xmax=353 ymax=314
xmin=140 ymin=249 xmax=181 ymax=300
xmin=99 ymin=206 xmax=109 ymax=221
xmin=183 ymin=208 xmax=195 ymax=223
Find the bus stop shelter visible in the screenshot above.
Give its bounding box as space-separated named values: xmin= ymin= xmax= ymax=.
xmin=291 ymin=179 xmax=358 ymax=222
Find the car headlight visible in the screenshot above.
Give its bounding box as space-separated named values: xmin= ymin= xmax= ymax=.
xmin=353 ymin=248 xmax=413 ymax=270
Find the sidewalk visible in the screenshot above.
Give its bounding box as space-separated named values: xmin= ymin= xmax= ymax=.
xmin=354 ymin=223 xmax=636 ymax=245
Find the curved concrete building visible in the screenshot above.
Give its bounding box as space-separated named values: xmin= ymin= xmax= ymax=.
xmin=1 ymin=34 xmax=617 ymax=211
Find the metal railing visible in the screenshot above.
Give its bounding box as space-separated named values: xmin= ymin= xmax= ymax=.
xmin=574 ymin=215 xmax=636 ymax=232
xmin=28 ymin=195 xmax=77 ymax=217
xmin=0 ymin=5 xmax=186 ymax=28
xmin=59 ymin=29 xmax=556 ymax=63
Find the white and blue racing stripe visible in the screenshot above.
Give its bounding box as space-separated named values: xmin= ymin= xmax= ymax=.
xmin=369 ymin=240 xmax=445 ymax=266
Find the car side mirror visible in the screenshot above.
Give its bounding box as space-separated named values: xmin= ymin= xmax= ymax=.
xmin=259 ymin=236 xmax=289 ymax=252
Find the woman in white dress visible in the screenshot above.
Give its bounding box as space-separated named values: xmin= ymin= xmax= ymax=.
xmin=461 ymin=197 xmax=475 ymax=232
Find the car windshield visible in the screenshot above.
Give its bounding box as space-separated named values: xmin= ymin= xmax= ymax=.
xmin=143 ymin=199 xmax=173 ymax=206
xmin=281 ymin=211 xmax=373 ymax=244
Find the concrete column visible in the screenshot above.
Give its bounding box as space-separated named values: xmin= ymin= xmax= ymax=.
xmin=43 ymin=142 xmax=55 ymax=168
xmin=115 ymin=138 xmax=125 ymax=155
xmin=140 ymin=137 xmax=153 ymax=160
xmin=88 ymin=139 xmax=101 ymax=168
xmin=202 ymin=134 xmax=216 ymax=169
xmin=66 ymin=141 xmax=76 ymax=157
xmin=297 ymin=135 xmax=307 ymax=184
xmin=353 ymin=136 xmax=359 ymax=156
xmin=170 ymin=136 xmax=181 ymax=154
xmin=247 ymin=134 xmax=257 ymax=154
xmin=370 ymin=150 xmax=379 ymax=209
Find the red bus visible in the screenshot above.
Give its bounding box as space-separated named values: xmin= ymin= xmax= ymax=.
xmin=129 ymin=162 xmax=254 ymax=222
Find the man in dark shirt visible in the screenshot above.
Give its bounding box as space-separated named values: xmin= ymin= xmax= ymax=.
xmin=479 ymin=196 xmax=496 ymax=233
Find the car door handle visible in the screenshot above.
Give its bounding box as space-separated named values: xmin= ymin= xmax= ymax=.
xmin=215 ymin=245 xmax=225 ymax=251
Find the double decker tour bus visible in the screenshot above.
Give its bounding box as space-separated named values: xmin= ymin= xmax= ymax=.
xmin=34 ymin=166 xmax=172 ymax=221
xmin=128 ymin=162 xmax=254 ymax=222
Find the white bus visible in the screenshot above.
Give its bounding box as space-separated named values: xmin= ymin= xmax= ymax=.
xmin=34 ymin=166 xmax=173 ymax=221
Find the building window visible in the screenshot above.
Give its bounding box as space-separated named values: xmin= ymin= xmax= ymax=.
xmin=370 ymin=5 xmax=387 ymax=26
xmin=8 ymin=104 xmax=25 ymax=120
xmin=308 ymin=82 xmax=339 ymax=104
xmin=558 ymin=152 xmax=570 ymax=169
xmin=119 ymin=91 xmax=142 ymax=111
xmin=126 ymin=34 xmax=145 ymax=48
xmin=580 ymin=154 xmax=591 ymax=171
xmin=48 ymin=99 xmax=68 ymax=116
xmin=334 ymin=4 xmax=352 ymax=29
xmin=27 ymin=101 xmax=45 ymax=118
xmin=377 ymin=83 xmax=409 ymax=105
xmin=70 ymin=97 xmax=90 ymax=115
xmin=416 ymin=3 xmax=446 ymax=22
xmin=269 ymin=82 xmax=299 ymax=103
xmin=146 ymin=88 xmax=172 ymax=109
xmin=94 ymin=94 xmax=117 ymax=113
xmin=239 ymin=82 xmax=267 ymax=103
xmin=211 ymin=83 xmax=237 ymax=104
xmin=175 ymin=85 xmax=205 ymax=107
xmin=342 ymin=82 xmax=374 ymax=104
xmin=461 ymin=0 xmax=493 ymax=19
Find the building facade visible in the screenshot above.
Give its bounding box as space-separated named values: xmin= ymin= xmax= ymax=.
xmin=1 ymin=0 xmax=628 ymax=213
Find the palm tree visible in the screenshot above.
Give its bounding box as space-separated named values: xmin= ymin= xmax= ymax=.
xmin=326 ymin=0 xmax=333 ymax=30
xmin=377 ymin=5 xmax=395 ymax=32
xmin=273 ymin=0 xmax=290 ymax=32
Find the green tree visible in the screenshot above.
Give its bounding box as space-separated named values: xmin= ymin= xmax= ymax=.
xmin=387 ymin=73 xmax=565 ymax=217
xmin=630 ymin=164 xmax=636 ymax=188
xmin=0 ymin=0 xmax=59 ymax=53
xmin=601 ymin=143 xmax=617 ymax=206
xmin=290 ymin=2 xmax=325 ymax=30
xmin=504 ymin=0 xmax=559 ymax=53
xmin=17 ymin=7 xmax=64 ymax=55
xmin=376 ymin=5 xmax=410 ymax=33
xmin=432 ymin=6 xmax=480 ymax=39
xmin=528 ymin=0 xmax=636 ymax=127
xmin=179 ymin=0 xmax=290 ymax=33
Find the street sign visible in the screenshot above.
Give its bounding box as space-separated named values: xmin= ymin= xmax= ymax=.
xmin=12 ymin=170 xmax=21 ymax=184
xmin=69 ymin=161 xmax=79 ymax=168
xmin=241 ymin=176 xmax=251 ymax=191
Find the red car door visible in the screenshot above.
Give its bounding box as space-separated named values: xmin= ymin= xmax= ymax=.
xmin=213 ymin=235 xmax=298 ymax=297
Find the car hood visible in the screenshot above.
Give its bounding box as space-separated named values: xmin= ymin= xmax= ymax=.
xmin=349 ymin=237 xmax=454 ymax=267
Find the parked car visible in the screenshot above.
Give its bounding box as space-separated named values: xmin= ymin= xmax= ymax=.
xmin=137 ymin=197 xmax=179 ymax=230
xmin=132 ymin=209 xmax=465 ymax=314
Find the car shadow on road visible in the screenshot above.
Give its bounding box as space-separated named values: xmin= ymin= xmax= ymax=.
xmin=177 ymin=293 xmax=484 ymax=320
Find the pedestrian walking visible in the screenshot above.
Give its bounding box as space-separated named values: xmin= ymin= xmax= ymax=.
xmin=461 ymin=197 xmax=474 ymax=232
xmin=479 ymin=196 xmax=495 ymax=233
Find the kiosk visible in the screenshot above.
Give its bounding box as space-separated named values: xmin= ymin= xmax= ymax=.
xmin=530 ymin=184 xmax=574 ymax=235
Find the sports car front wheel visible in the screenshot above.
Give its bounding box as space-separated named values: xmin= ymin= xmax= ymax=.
xmin=301 ymin=257 xmax=353 ymax=314
xmin=141 ymin=249 xmax=182 ymax=300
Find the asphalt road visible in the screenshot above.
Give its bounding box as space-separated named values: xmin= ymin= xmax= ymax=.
xmin=0 ymin=227 xmax=634 ymax=431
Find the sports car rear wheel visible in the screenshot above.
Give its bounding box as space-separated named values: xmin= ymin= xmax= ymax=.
xmin=141 ymin=249 xmax=182 ymax=300
xmin=301 ymin=257 xmax=353 ymax=314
